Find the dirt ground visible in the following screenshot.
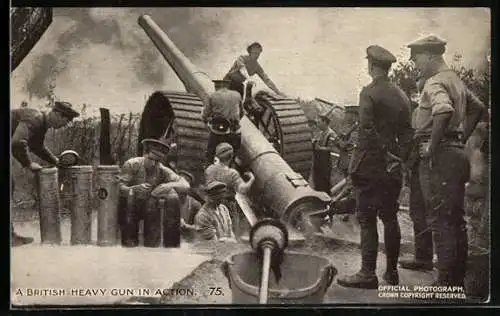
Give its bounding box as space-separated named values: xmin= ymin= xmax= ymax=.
xmin=12 ymin=201 xmax=489 ymax=306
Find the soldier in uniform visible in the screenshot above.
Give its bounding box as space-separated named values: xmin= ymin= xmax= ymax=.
xmin=205 ymin=142 xmax=255 ymax=238
xmin=399 ymin=35 xmax=486 ymax=287
xmin=223 ymin=42 xmax=285 ymax=98
xmin=337 ymin=45 xmax=414 ymax=288
xmin=11 ymin=101 xmax=80 ymax=246
xmin=117 ymin=138 xmax=190 ymax=247
xmin=312 ymin=112 xmax=339 ymax=193
xmin=202 ymin=79 xmax=243 ymax=165
xmin=194 ymin=181 xmax=236 ymax=242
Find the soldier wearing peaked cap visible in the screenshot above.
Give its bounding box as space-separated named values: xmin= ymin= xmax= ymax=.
xmin=11 ymin=100 xmax=80 ymax=247
xmin=399 ymin=35 xmax=486 ymax=287
xmin=337 ymin=45 xmax=414 ymax=289
xmin=194 ymin=181 xmax=236 ymax=241
xmin=117 ymin=137 xmax=190 ymax=248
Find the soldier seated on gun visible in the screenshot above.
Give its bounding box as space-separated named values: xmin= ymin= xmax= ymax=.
xmin=176 ymin=170 xmax=203 ymax=242
xmin=117 ymin=138 xmax=189 ymax=247
xmin=11 ymin=100 xmax=80 ymax=246
xmin=194 ymin=181 xmax=236 ymax=242
xmin=205 ymin=142 xmax=255 ymax=237
xmin=202 ymin=79 xmax=244 ymax=166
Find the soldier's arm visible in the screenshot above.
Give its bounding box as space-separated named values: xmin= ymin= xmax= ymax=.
xmin=201 ymin=98 xmax=213 ymax=123
xmin=236 ymin=56 xmax=251 ymax=80
xmin=427 ymin=82 xmax=454 ymax=154
xmin=463 ymin=88 xmax=486 ymax=143
xmin=256 ymin=65 xmax=282 ymax=95
xmin=358 ymin=88 xmax=382 ymax=149
xmin=31 ymin=143 xmax=59 ymax=166
xmin=194 ymin=211 xmax=217 ymax=240
xmin=116 ymin=160 xmax=136 ymax=196
xmin=232 ymin=169 xmax=255 ymax=195
xmin=11 ymin=121 xmax=36 ymax=168
xmin=397 ymin=97 xmax=415 ymax=162
xmin=156 ymin=166 xmax=190 ymax=194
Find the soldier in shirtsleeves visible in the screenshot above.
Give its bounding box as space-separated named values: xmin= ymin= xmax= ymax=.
xmin=194 ymin=181 xmax=236 ymax=242
xmin=204 ymin=142 xmax=255 ymax=238
xmin=223 ymin=42 xmax=285 ymax=98
xmin=312 ymin=112 xmax=339 ymax=193
xmin=176 ymin=170 xmax=203 ymax=242
xmin=201 ymin=79 xmax=243 ymax=165
xmin=399 ymin=35 xmax=486 ymax=287
xmin=337 ymin=45 xmax=413 ymax=289
xmin=117 ymin=138 xmax=189 ymax=248
xmin=11 ymin=101 xmax=79 ymax=246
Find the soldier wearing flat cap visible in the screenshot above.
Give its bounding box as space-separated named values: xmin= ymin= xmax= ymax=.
xmin=194 ymin=181 xmax=236 ymax=241
xmin=337 ymin=45 xmax=414 ymax=289
xmin=117 ymin=137 xmax=189 ymax=248
xmin=205 ymin=142 xmax=255 ymax=238
xmin=11 ymin=100 xmax=79 ymax=246
xmin=223 ymin=42 xmax=285 ymax=98
xmin=312 ymin=111 xmax=340 ymax=193
xmin=202 ymin=79 xmax=243 ymax=165
xmin=399 ymin=35 xmax=486 ymax=287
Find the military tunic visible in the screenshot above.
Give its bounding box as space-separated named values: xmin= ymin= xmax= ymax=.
xmin=11 ymin=108 xmax=58 ymax=167
xmin=348 ymin=75 xmax=413 ymax=274
xmin=194 ymin=203 xmax=234 ymax=241
xmin=202 ymin=88 xmax=243 ymax=164
xmin=312 ymin=127 xmax=338 ymax=193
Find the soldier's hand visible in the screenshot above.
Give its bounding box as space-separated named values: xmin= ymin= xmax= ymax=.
xmin=244 ymin=171 xmax=255 ymax=180
xmin=419 ymin=142 xmax=432 ymax=158
xmin=131 ymin=183 xmax=152 ymax=194
xmin=29 ymin=162 xmax=43 ymax=172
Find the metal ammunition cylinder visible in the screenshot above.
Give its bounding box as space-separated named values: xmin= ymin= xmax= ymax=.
xmin=67 ymin=166 xmax=93 ymax=245
xmin=36 ymin=167 xmax=62 ymax=244
xmin=96 ymin=165 xmax=119 ymax=246
xmin=161 ymin=198 xmax=181 ymax=248
xmin=143 ymin=197 xmax=162 ymax=247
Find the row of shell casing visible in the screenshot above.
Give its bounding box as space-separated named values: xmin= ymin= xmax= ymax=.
xmin=36 ymin=165 xmax=120 ymax=246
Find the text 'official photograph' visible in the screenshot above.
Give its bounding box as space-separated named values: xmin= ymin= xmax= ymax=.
xmin=10 ymin=7 xmax=490 ymax=306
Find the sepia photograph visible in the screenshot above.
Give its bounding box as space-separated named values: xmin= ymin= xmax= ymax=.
xmin=10 ymin=7 xmax=490 ymax=306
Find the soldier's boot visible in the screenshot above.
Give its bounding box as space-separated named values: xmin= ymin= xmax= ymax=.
xmin=337 ymin=215 xmax=378 ymax=289
xmin=383 ymin=219 xmax=401 ymax=285
xmin=452 ymin=224 xmax=468 ymax=288
xmin=431 ymin=271 xmax=454 ymax=286
xmin=399 ymin=258 xmax=434 ymax=271
xmin=12 ymin=230 xmax=34 ymax=247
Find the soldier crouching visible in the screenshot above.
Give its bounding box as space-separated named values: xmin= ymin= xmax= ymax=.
xmin=117 ymin=138 xmax=189 ymax=248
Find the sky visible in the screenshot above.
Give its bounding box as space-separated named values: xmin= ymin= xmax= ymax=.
xmin=10 ymin=7 xmax=491 ymax=115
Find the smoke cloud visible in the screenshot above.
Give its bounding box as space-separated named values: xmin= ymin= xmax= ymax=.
xmin=10 ymin=7 xmax=490 ymax=114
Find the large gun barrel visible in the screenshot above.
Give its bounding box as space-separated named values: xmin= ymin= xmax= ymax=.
xmin=138 ymin=14 xmax=330 ymax=229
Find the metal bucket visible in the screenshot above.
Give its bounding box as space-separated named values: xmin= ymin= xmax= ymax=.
xmin=221 ymin=251 xmax=336 ymax=304
xmin=96 ymin=165 xmax=119 ymax=246
xmin=36 ymin=167 xmax=61 ymax=244
xmin=67 ymin=166 xmax=93 ymax=245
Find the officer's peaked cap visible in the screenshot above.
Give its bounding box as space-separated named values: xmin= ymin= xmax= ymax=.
xmin=366 ymin=45 xmax=397 ymax=64
xmin=53 ymin=101 xmax=80 ymax=119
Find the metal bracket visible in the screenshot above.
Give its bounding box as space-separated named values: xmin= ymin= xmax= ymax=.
xmin=285 ymin=173 xmax=308 ymax=188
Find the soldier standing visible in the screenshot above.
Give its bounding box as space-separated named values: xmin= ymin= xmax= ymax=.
xmin=11 ymin=101 xmax=80 ymax=246
xmin=337 ymin=45 xmax=413 ymax=288
xmin=312 ymin=112 xmax=339 ymax=193
xmin=399 ymin=35 xmax=486 ymax=287
xmin=201 ymin=79 xmax=243 ymax=165
xmin=223 ymin=42 xmax=285 ymax=98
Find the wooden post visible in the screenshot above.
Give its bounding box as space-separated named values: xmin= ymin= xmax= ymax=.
xmin=99 ymin=108 xmax=114 ymax=165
